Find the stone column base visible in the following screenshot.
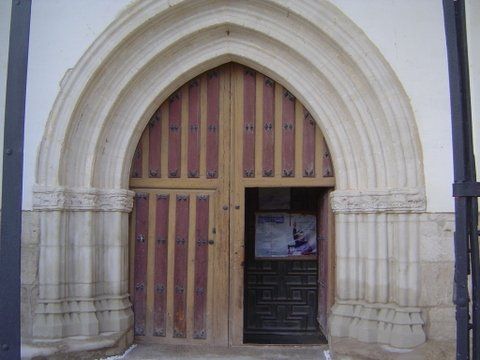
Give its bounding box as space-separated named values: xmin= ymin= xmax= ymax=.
xmin=33 ymin=295 xmax=133 ymax=339
xmin=330 ymin=301 xmax=426 ymax=348
xmin=22 ymin=328 xmax=133 ymax=360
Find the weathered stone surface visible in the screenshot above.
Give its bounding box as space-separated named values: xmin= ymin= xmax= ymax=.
xmin=419 ymin=213 xmax=454 ymax=262
xmin=121 ymin=343 xmax=329 ymax=360
xmin=331 ymin=337 xmax=455 ymax=360
xmin=419 ymin=262 xmax=454 ymax=307
xmin=21 ymin=211 xmax=40 ymax=245
xmin=20 ymin=211 xmax=40 ymax=340
xmin=21 ymin=245 xmax=38 ymax=285
xmin=330 ymin=301 xmax=425 ymax=348
xmin=426 ymin=307 xmax=455 ymax=341
xmin=21 ymin=329 xmax=133 ymax=360
xmin=331 ymin=189 xmax=426 ymax=214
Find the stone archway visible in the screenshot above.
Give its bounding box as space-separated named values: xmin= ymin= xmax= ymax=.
xmin=32 ymin=0 xmax=426 ymax=351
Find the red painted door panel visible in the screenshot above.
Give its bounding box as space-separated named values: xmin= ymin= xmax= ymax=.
xmin=193 ymin=194 xmax=210 ymax=339
xmin=153 ymin=193 xmax=169 ymax=336
xmin=173 ymin=194 xmax=189 ymax=338
xmin=133 ymin=192 xmax=149 ymax=336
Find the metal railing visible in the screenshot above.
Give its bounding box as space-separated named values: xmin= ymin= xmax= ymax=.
xmin=443 ymin=1 xmax=479 ymax=359
xmin=0 ymin=1 xmax=31 ymax=359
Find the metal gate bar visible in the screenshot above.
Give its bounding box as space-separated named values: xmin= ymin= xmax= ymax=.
xmin=0 ymin=1 xmax=31 ymax=359
xmin=443 ymin=1 xmax=479 ymax=359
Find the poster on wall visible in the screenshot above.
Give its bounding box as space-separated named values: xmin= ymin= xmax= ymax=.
xmin=255 ymin=212 xmax=317 ymax=258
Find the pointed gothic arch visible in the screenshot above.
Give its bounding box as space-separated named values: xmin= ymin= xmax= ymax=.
xmin=32 ymin=0 xmax=426 ymax=351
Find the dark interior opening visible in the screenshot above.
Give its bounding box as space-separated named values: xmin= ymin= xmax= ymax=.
xmin=243 ymin=187 xmax=328 ymax=344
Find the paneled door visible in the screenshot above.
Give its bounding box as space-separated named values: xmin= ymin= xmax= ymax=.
xmin=129 ymin=63 xmax=335 ymax=346
xmin=129 ymin=65 xmax=231 ymax=345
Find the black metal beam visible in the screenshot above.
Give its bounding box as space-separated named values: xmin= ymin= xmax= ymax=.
xmin=453 ymin=182 xmax=480 ymax=197
xmin=443 ymin=0 xmax=479 ymax=359
xmin=0 ymin=1 xmax=31 ymax=359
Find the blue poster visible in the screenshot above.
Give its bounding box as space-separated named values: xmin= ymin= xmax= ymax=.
xmin=255 ymin=212 xmax=317 ymax=258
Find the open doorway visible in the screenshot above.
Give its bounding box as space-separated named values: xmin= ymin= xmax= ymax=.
xmin=128 ymin=63 xmax=336 ymax=345
xmin=243 ymin=187 xmax=331 ymax=344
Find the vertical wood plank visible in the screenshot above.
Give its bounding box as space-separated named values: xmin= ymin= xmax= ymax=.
xmin=160 ymin=104 xmax=169 ymax=180
xmin=295 ymin=99 xmax=303 ymax=178
xmin=129 ymin=200 xmax=136 ymax=311
xmin=148 ymin=109 xmax=162 ymax=178
xmin=274 ymin=83 xmax=282 ymax=178
xmin=168 ymin=91 xmax=182 ymax=178
xmin=303 ymin=108 xmax=316 ymax=177
xmin=193 ymin=194 xmax=210 ymax=339
xmin=317 ymin=191 xmax=329 ymax=333
xmin=173 ymin=194 xmax=190 ymax=337
xmin=186 ymin=192 xmax=197 ymax=339
xmin=243 ymin=68 xmax=256 ymax=178
xmin=315 ymin=124 xmax=323 ymax=180
xmin=206 ymin=69 xmax=220 ymax=178
xmin=181 ymin=86 xmax=188 ymax=179
xmin=141 ymin=128 xmax=149 ymax=179
xmin=153 ymin=193 xmax=169 ymax=336
xmin=146 ymin=193 xmax=156 ymax=335
xmin=255 ymin=75 xmax=263 ymax=178
xmin=133 ymin=192 xmax=149 ymax=335
xmin=262 ymin=76 xmax=275 ymax=177
xmin=131 ymin=143 xmax=143 ymax=178
xmin=199 ymin=75 xmax=207 ymax=178
xmin=323 ymin=140 xmax=334 ymax=177
xmin=282 ymin=89 xmax=295 ymax=177
xmin=229 ymin=63 xmax=245 ymax=346
xmin=165 ymin=191 xmax=176 ymax=338
xmin=188 ymin=79 xmax=201 ymax=178
xmin=212 ymin=64 xmax=230 ymax=346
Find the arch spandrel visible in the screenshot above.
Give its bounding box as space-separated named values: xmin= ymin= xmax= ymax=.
xmin=32 ymin=0 xmax=427 ymax=350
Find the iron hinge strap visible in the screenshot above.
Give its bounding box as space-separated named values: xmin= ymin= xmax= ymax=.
xmin=452 ymin=181 xmax=480 ymax=197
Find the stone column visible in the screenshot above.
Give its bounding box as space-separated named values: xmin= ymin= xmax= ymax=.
xmin=33 ymin=210 xmax=66 ymax=338
xmin=329 ymin=189 xmax=426 ymax=348
xmin=32 ymin=187 xmax=134 ymax=339
xmin=95 ymin=211 xmax=133 ymax=333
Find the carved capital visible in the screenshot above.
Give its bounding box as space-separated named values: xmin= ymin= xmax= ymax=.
xmin=33 ymin=186 xmax=135 ymax=212
xmin=331 ymin=188 xmax=426 ymax=214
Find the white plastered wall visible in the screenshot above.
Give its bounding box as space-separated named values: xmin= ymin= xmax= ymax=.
xmin=18 ymin=0 xmax=464 ymax=213
xmin=22 ymin=0 xmax=132 ymax=209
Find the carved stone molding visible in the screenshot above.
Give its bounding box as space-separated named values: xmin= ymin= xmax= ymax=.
xmin=32 ymin=186 xmax=135 ymax=212
xmin=331 ymin=188 xmax=426 ymax=214
xmin=330 ymin=300 xmax=426 ymax=348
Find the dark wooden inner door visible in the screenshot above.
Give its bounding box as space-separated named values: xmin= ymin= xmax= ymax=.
xmin=243 ymin=188 xmax=328 ymax=344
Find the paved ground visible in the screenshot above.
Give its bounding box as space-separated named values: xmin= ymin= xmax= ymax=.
xmin=114 ymin=343 xmax=329 ymax=360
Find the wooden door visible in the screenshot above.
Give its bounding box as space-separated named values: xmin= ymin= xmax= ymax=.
xmin=130 ymin=189 xmax=222 ymax=341
xmin=129 ymin=63 xmax=335 ymax=346
xmin=129 ymin=65 xmax=231 ymax=345
xmin=228 ymin=64 xmax=335 ymax=345
xmin=243 ymin=188 xmax=327 ymax=344
xmin=317 ymin=190 xmax=330 ymax=334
